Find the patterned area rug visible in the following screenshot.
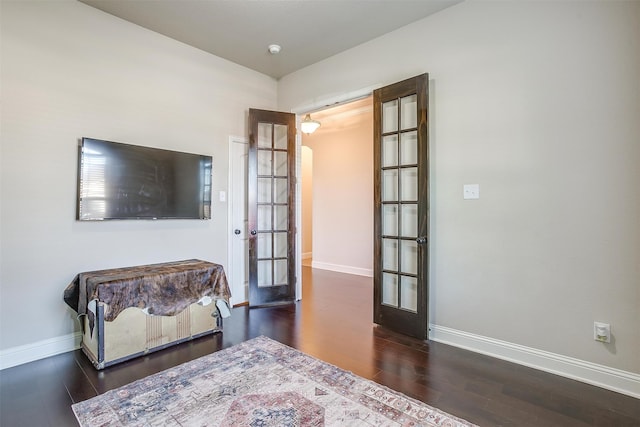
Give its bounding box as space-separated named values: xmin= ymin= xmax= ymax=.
xmin=72 ymin=336 xmax=476 ymax=426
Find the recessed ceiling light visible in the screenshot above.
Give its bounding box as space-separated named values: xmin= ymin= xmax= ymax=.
xmin=268 ymin=44 xmax=281 ymax=55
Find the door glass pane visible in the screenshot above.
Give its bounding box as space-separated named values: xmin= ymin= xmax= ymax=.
xmin=257 ymin=178 xmax=271 ymax=203
xmin=382 ymin=100 xmax=398 ymax=133
xmin=257 ymin=150 xmax=272 ymax=175
xmin=274 ymin=151 xmax=287 ymax=176
xmin=274 ymin=259 xmax=287 ymax=285
xmin=258 ymin=123 xmax=272 ymax=148
xmin=382 ymin=238 xmax=398 ymax=271
xmin=382 ymin=205 xmax=398 ymax=236
xmin=274 ymin=232 xmax=288 ymax=258
xmin=274 ymin=124 xmax=288 ymax=150
xmin=382 ymin=273 xmax=398 ymax=307
xmin=400 ymin=131 xmax=417 ymax=165
xmin=400 ymin=240 xmax=417 ymax=275
xmin=400 ymin=204 xmax=417 ymax=237
xmin=382 ymin=170 xmax=398 ymax=202
xmin=257 ymin=233 xmax=272 ymax=258
xmin=382 ymin=135 xmax=398 ymax=167
xmin=400 ymin=168 xmax=417 ymax=201
xmin=258 ymin=260 xmax=272 ymax=287
xmin=400 ymin=276 xmax=418 ymax=312
xmin=257 ymin=205 xmax=271 ymax=230
xmin=274 ymin=178 xmax=288 ymax=203
xmin=400 ymin=95 xmax=417 ymax=130
xmin=274 ymin=205 xmax=287 ymax=230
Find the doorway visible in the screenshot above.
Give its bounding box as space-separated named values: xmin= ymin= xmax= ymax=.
xmin=230 ymin=76 xmax=429 ymax=340
xmin=229 ymin=100 xmax=374 ymax=305
xmin=300 ymin=96 xmax=374 ymax=278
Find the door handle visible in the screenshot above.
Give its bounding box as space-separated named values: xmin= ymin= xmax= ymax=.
xmin=250 ymin=229 xmax=257 ymax=236
xmin=234 ymin=229 xmax=241 ymax=235
xmin=416 ymin=236 xmax=427 ymax=244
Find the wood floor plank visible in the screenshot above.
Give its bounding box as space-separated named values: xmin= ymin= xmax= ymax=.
xmin=0 ymin=265 xmax=638 ymax=426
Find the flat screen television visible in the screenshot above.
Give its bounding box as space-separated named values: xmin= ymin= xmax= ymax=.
xmin=77 ymin=137 xmax=212 ymax=220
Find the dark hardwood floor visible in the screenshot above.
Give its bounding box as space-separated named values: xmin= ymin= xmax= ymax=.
xmin=1 ymin=266 xmax=638 ymax=426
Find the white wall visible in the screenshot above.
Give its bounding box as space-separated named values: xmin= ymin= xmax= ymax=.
xmin=279 ymin=0 xmax=640 ymax=376
xmin=301 ymin=146 xmax=313 ymax=258
xmin=0 ymin=1 xmax=277 ymax=352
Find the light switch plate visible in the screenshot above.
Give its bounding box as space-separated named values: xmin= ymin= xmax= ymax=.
xmin=219 ymin=191 xmax=226 ymax=202
xmin=463 ymin=184 xmax=480 ymax=200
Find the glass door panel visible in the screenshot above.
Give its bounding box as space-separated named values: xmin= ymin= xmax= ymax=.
xmin=274 ymin=178 xmax=288 ymax=203
xmin=400 ymin=204 xmax=418 ymax=238
xmin=382 ymin=100 xmax=399 ymax=133
xmin=400 ymin=240 xmax=418 ymax=275
xmin=274 ymin=152 xmax=288 ymax=176
xmin=257 ymin=260 xmax=272 ymax=287
xmin=382 ymin=135 xmax=398 ymax=167
xmin=274 ymin=206 xmax=288 ymax=230
xmin=382 ymin=273 xmax=398 ymax=306
xmin=382 ymin=238 xmax=398 ymax=271
xmin=258 ymin=123 xmax=272 ymax=148
xmin=257 ymin=150 xmax=272 ymax=175
xmin=400 ymin=168 xmax=418 ymax=201
xmin=382 ymin=205 xmax=398 ymax=236
xmin=382 ymin=170 xmax=398 ymax=201
xmin=257 ymin=234 xmax=271 ymax=258
xmin=257 ymin=179 xmax=271 ymax=203
xmin=274 ymin=259 xmax=288 ymax=285
xmin=400 ymin=131 xmax=418 ymax=165
xmin=257 ymin=205 xmax=271 ymax=230
xmin=400 ymin=95 xmax=417 ymax=130
xmin=274 ymin=124 xmax=288 ymax=149
xmin=400 ymin=276 xmax=418 ymax=312
xmin=274 ymin=232 xmax=288 ymax=257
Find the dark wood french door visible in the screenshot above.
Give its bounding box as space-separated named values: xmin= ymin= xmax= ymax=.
xmin=248 ymin=109 xmax=297 ymax=307
xmin=373 ymin=74 xmax=429 ymax=340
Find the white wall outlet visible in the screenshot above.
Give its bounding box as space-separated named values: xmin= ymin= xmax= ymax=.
xmin=463 ymin=184 xmax=480 ymax=200
xmin=594 ymin=322 xmax=611 ymax=343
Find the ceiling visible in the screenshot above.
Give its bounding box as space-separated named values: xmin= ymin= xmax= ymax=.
xmin=304 ymin=96 xmax=373 ymax=136
xmin=79 ymin=0 xmax=462 ymax=80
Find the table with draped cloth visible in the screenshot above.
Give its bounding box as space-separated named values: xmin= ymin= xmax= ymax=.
xmin=63 ymin=259 xmax=231 ymax=335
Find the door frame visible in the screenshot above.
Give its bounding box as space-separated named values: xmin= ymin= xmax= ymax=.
xmin=227 ymin=135 xmax=248 ymax=306
xmin=291 ymin=84 xmax=380 ymax=293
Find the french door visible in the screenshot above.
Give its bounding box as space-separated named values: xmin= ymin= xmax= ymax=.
xmin=373 ymin=74 xmax=429 ymax=340
xmin=248 ymin=109 xmax=297 ymax=307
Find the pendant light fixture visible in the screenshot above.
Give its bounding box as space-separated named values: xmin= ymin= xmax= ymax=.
xmin=300 ymin=114 xmax=321 ymax=134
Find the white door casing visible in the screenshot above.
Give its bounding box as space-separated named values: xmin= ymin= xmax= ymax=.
xmin=228 ymin=136 xmax=249 ymax=305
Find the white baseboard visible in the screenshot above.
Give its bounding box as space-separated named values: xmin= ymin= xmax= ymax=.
xmin=302 ymin=252 xmax=312 ymax=260
xmin=429 ymin=324 xmax=640 ymax=399
xmin=311 ymin=261 xmax=373 ymax=277
xmin=0 ymin=332 xmax=82 ymax=370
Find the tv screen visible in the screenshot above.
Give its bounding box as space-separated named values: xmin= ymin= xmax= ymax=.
xmin=77 ymin=138 xmax=212 ymax=220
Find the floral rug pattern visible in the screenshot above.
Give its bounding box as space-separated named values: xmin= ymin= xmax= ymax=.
xmin=72 ymin=336 xmax=476 ymax=426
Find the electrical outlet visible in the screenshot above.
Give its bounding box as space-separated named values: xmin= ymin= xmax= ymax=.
xmin=463 ymin=184 xmax=480 ymax=200
xmin=594 ymin=322 xmax=611 ymax=343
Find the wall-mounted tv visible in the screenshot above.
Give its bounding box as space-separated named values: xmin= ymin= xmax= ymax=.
xmin=77 ymin=137 xmax=212 ymax=220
